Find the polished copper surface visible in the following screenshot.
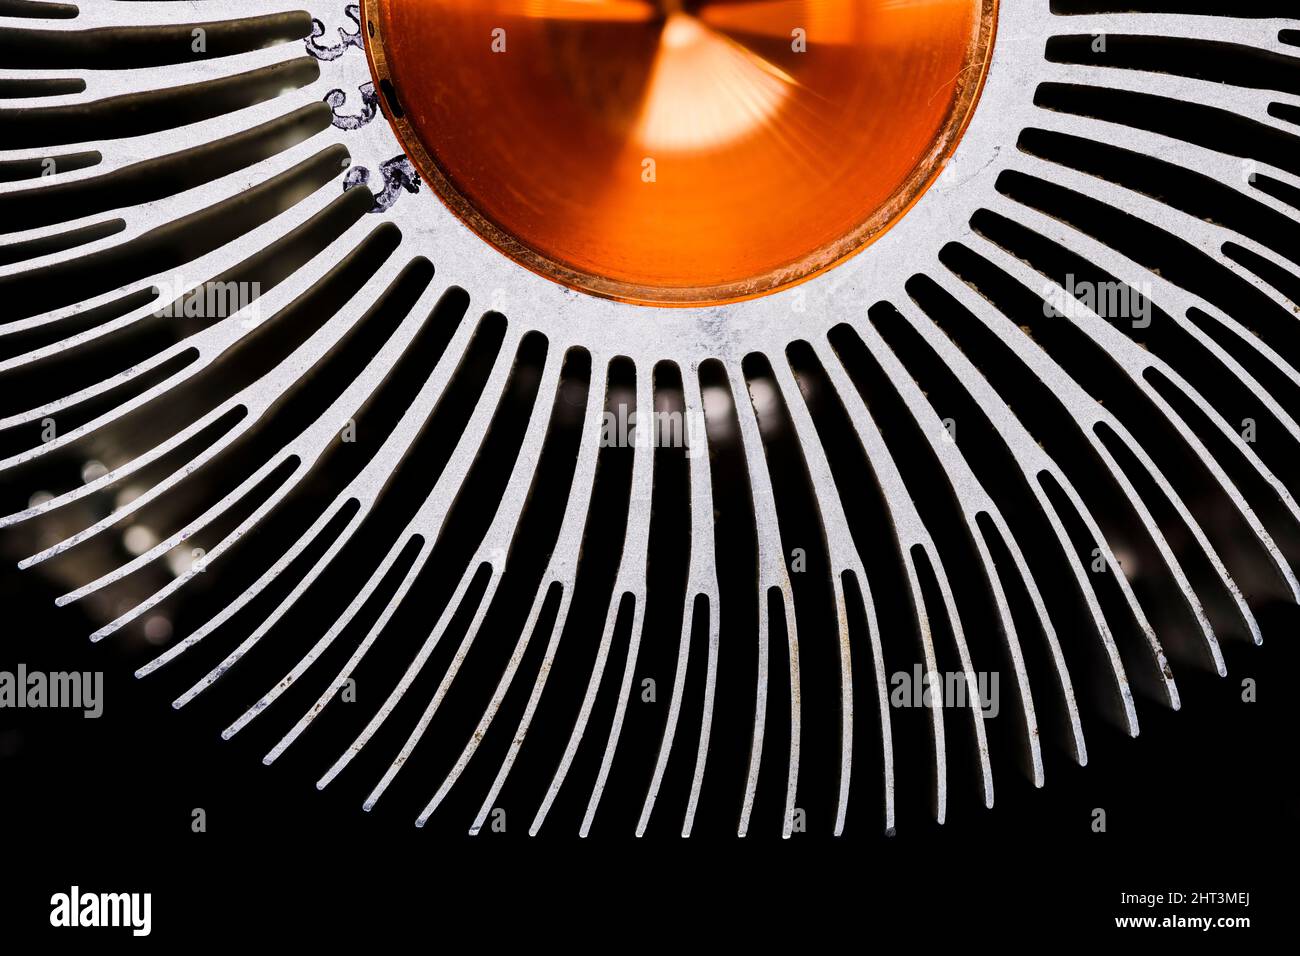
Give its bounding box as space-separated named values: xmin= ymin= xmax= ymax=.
xmin=363 ymin=0 xmax=997 ymax=305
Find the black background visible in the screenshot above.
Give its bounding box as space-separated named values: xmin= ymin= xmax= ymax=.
xmin=0 ymin=563 xmax=1291 ymax=943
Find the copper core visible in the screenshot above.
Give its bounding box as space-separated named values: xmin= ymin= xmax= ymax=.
xmin=364 ymin=0 xmax=997 ymax=305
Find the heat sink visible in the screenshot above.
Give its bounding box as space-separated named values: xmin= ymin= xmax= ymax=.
xmin=1 ymin=0 xmax=1298 ymax=840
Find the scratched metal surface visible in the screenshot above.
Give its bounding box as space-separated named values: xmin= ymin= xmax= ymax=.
xmin=0 ymin=0 xmax=1298 ymax=837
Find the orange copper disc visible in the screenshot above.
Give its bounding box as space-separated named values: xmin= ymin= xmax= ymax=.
xmin=363 ymin=0 xmax=997 ymax=305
